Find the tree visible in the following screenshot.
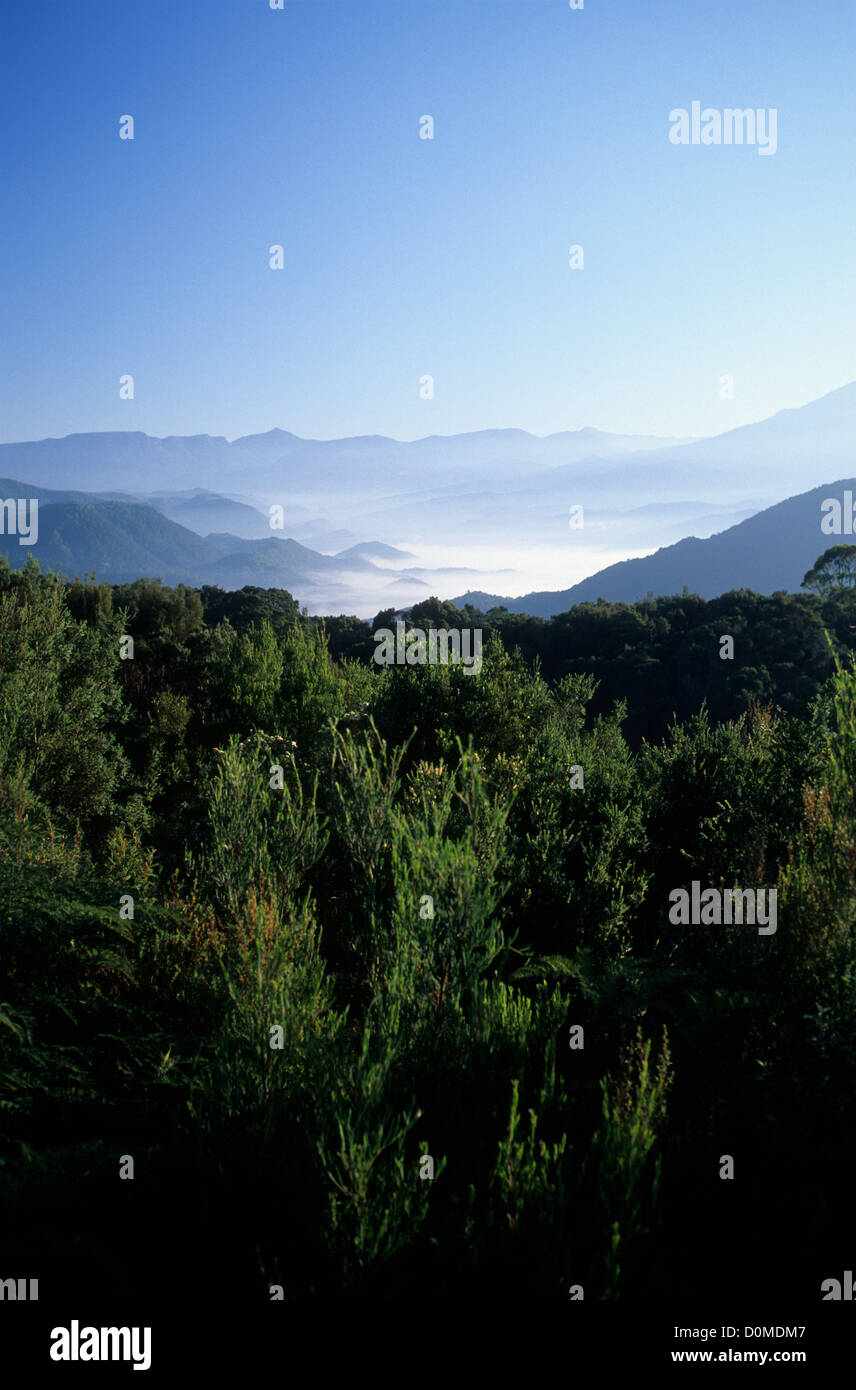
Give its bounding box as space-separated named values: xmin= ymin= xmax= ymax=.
xmin=0 ymin=561 xmax=138 ymax=844
xmin=409 ymin=596 xmax=467 ymax=627
xmin=802 ymin=545 xmax=856 ymax=595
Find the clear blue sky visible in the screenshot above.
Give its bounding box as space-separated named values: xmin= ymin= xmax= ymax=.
xmin=2 ymin=0 xmax=855 ymax=444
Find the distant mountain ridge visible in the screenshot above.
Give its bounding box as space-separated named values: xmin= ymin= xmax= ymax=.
xmin=4 ymin=480 xmax=850 ymax=621
xmin=4 ymin=383 xmax=856 ymax=512
xmin=0 ymin=498 xmax=391 ymax=600
xmin=4 ymin=381 xmax=856 ymax=612
xmin=452 ymin=479 xmax=856 ymax=617
xmin=0 ymin=424 xmax=695 ymax=498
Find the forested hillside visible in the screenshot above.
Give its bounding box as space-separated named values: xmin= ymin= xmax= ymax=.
xmin=2 ymin=555 xmax=855 ymax=1299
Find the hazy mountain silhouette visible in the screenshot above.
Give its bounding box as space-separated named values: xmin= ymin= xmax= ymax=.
xmin=142 ymin=491 xmax=271 ymax=539
xmin=336 ymin=541 xmax=416 ymax=561
xmin=0 ymin=425 xmax=692 ymax=497
xmin=452 ymin=479 xmax=856 ymax=616
xmin=3 ymin=386 xmax=854 ymax=514
xmin=3 ymin=382 xmax=856 ymax=610
xmin=0 ymin=500 xmax=383 ymax=594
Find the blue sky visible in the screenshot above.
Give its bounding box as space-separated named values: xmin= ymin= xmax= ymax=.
xmin=2 ymin=0 xmax=855 ymax=444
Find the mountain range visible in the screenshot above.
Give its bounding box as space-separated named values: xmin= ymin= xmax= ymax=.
xmin=452 ymin=479 xmax=855 ymax=617
xmin=1 ymin=380 xmax=856 ymax=613
xmin=0 ymin=488 xmax=422 ymax=608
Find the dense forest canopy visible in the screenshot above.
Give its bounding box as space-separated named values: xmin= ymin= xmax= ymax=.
xmin=2 ymin=553 xmax=855 ymax=1299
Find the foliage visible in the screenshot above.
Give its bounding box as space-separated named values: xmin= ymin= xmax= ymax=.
xmin=2 ymin=568 xmax=855 ymax=1300
xmin=802 ymin=543 xmax=856 ymax=594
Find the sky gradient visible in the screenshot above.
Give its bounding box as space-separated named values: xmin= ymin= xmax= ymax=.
xmin=2 ymin=0 xmax=854 ymax=445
